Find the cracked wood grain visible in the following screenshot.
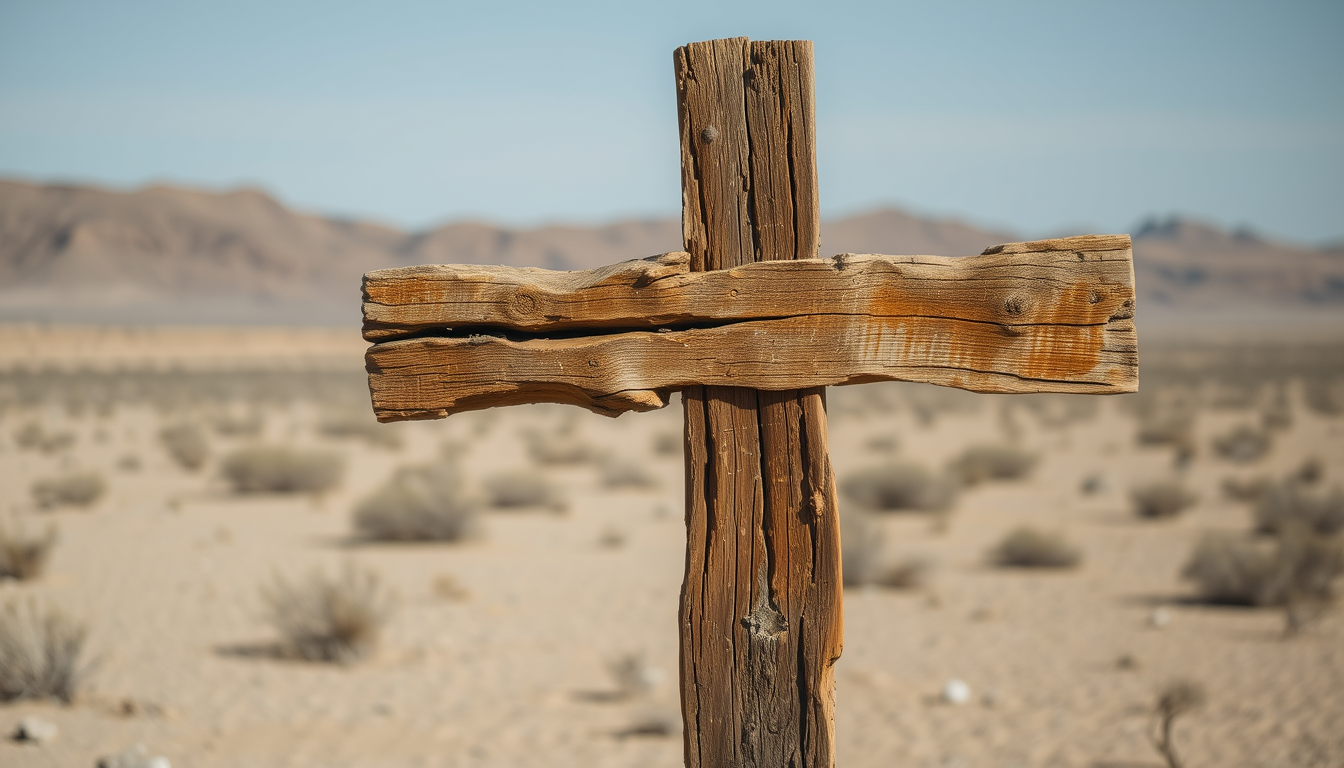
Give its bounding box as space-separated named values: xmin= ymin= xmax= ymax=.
xmin=675 ymin=37 xmax=840 ymax=768
xmin=361 ymin=236 xmax=1134 ymax=340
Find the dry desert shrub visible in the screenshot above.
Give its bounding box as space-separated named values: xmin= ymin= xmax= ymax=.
xmin=651 ymin=430 xmax=681 ymax=457
xmin=0 ymin=599 xmax=92 ymax=703
xmin=13 ymin=422 xmax=75 ymax=453
xmin=353 ymin=464 xmax=479 ymax=542
xmin=482 ymin=469 xmax=557 ymax=509
xmin=1181 ymin=529 xmax=1343 ymax=610
xmin=840 ymin=461 xmax=957 ymax=514
xmin=1254 ymin=481 xmax=1344 ymax=536
xmin=1221 ymin=475 xmax=1271 ymax=502
xmin=1210 ymin=424 xmax=1271 ymax=463
xmin=1130 ymin=479 xmax=1199 ymax=519
xmin=947 ymin=443 xmax=1038 ymax=485
xmin=261 ymin=564 xmax=392 ymax=664
xmin=523 ymin=426 xmax=595 ymax=466
xmin=221 ymin=445 xmax=343 ymax=494
xmin=1149 ymin=679 xmax=1206 ymax=768
xmin=599 ymin=459 xmax=658 ymax=490
xmin=159 ymin=423 xmax=209 ymax=471
xmin=989 ymin=526 xmax=1081 ymax=569
xmin=840 ymin=510 xmax=927 ymax=589
xmin=1180 ymin=533 xmax=1280 ymax=605
xmin=32 ymin=470 xmax=106 ymax=510
xmin=318 ymin=410 xmax=403 ymax=449
xmin=1136 ymin=411 xmax=1195 ymax=449
xmin=0 ymin=519 xmax=57 ymax=581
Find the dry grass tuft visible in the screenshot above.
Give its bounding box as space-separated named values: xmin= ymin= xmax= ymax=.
xmin=1211 ymin=424 xmax=1271 ymax=463
xmin=482 ymin=469 xmax=558 ymax=509
xmin=947 ymin=444 xmax=1038 ymax=485
xmin=354 ymin=464 xmax=479 ymax=542
xmin=159 ymin=423 xmax=209 ymax=471
xmin=13 ymin=422 xmax=75 ymax=453
xmin=0 ymin=599 xmax=92 ymax=703
xmin=599 ymin=459 xmax=659 ymax=490
xmin=1181 ymin=528 xmax=1344 ymax=613
xmin=221 ymin=445 xmax=343 ymax=494
xmin=1136 ymin=411 xmax=1194 ymax=449
xmin=261 ymin=564 xmax=393 ymax=664
xmin=651 ymin=430 xmax=681 ymax=457
xmin=524 ymin=427 xmax=594 ymax=466
xmin=318 ymin=410 xmax=403 ymax=449
xmin=1221 ymin=475 xmax=1270 ymax=502
xmin=840 ymin=462 xmax=957 ymax=514
xmin=1254 ymin=481 xmax=1344 ymax=536
xmin=1130 ymin=479 xmax=1199 ymax=519
xmin=841 ymin=510 xmax=928 ymax=589
xmin=989 ymin=526 xmax=1082 ymax=569
xmin=32 ymin=471 xmax=106 ymax=510
xmin=0 ymin=519 xmax=57 ymax=581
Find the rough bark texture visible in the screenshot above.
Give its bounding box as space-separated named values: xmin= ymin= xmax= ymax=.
xmin=675 ymin=37 xmax=842 ymax=768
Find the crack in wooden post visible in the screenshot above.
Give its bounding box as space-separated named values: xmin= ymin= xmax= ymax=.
xmin=675 ymin=37 xmax=842 ymax=768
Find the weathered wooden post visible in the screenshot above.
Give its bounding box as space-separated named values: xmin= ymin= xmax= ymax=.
xmin=361 ymin=36 xmax=1137 ymax=768
xmin=673 ymin=38 xmax=842 ymax=768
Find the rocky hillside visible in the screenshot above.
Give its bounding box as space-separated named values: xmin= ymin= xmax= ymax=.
xmin=1 ymin=179 xmax=1339 ymax=325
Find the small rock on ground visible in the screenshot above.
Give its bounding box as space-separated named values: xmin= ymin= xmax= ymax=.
xmin=96 ymin=743 xmax=171 ymax=768
xmin=13 ymin=716 xmax=58 ymax=745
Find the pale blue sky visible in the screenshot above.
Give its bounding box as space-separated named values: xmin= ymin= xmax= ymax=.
xmin=2 ymin=0 xmax=1341 ymax=243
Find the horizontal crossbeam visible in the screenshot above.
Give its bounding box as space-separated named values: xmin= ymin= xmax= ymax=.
xmin=363 ymin=235 xmax=1136 ymax=421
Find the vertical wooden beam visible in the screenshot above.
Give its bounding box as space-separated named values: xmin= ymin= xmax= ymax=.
xmin=675 ymin=37 xmax=843 ymax=768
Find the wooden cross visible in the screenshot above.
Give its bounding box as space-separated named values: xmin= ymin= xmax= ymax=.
xmin=361 ymin=37 xmax=1136 ymax=768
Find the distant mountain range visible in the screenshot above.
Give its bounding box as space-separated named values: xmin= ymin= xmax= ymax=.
xmin=2 ymin=179 xmax=1340 ymax=326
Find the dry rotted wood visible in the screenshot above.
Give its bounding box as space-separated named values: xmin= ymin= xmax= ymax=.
xmin=675 ymin=37 xmax=842 ymax=768
xmin=361 ymin=236 xmax=1134 ymax=339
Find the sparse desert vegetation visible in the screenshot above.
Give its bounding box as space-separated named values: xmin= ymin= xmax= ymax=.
xmin=1181 ymin=528 xmax=1344 ymax=611
xmin=0 ymin=599 xmax=91 ymax=703
xmin=482 ymin=469 xmax=557 ymax=509
xmin=159 ymin=422 xmax=210 ymax=470
xmin=989 ymin=526 xmax=1082 ymax=569
xmin=221 ymin=444 xmax=343 ymax=494
xmin=1131 ymin=479 xmax=1200 ymax=519
xmin=31 ymin=470 xmax=106 ymax=510
xmin=1253 ymin=479 xmax=1344 ymax=535
xmin=353 ymin=464 xmax=479 ymax=541
xmin=0 ymin=332 xmax=1341 ymax=766
xmin=840 ymin=461 xmax=957 ymax=513
xmin=946 ymin=443 xmax=1038 ymax=485
xmin=260 ymin=564 xmax=393 ymax=664
xmin=0 ymin=518 xmax=57 ymax=580
xmin=1211 ymin=424 xmax=1272 ymax=463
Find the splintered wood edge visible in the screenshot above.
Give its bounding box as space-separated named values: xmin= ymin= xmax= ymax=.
xmin=361 ymin=234 xmax=1133 ymax=340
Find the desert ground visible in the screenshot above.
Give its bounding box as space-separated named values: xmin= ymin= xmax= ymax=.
xmin=1 ymin=324 xmax=1342 ymax=768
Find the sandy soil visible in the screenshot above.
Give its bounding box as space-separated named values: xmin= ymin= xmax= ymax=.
xmin=0 ymin=328 xmax=1341 ymax=767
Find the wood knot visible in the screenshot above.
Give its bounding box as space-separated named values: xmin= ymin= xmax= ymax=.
xmin=1003 ymin=295 xmax=1028 ymax=316
xmin=511 ymin=291 xmax=538 ymax=315
xmin=729 ymin=288 xmax=739 ymax=298
xmin=700 ymin=126 xmax=719 ymax=143
xmin=587 ymin=358 xmax=599 ymax=367
xmin=1089 ymin=290 xmax=1104 ymax=304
